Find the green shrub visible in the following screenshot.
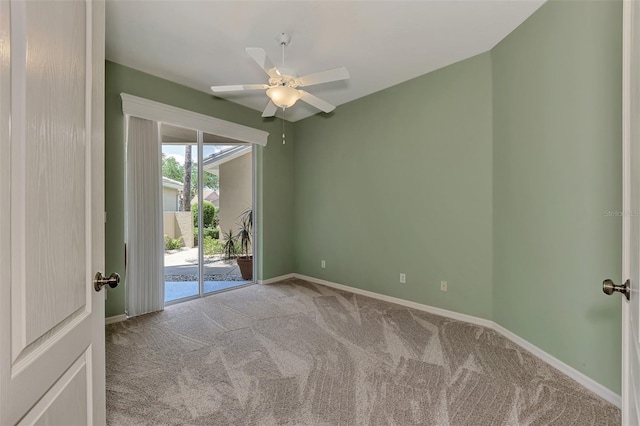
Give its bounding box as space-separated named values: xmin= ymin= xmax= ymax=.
xmin=204 ymin=227 xmax=219 ymax=239
xmin=191 ymin=201 xmax=216 ymax=228
xmin=164 ymin=235 xmax=183 ymax=250
xmin=203 ymin=236 xmax=223 ymax=256
xmin=194 ymin=227 xmax=219 ymax=241
xmin=213 ymin=210 xmax=219 ymax=228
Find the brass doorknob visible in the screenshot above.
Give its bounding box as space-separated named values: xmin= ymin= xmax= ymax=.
xmin=602 ymin=279 xmax=630 ymax=301
xmin=94 ymin=272 xmax=120 ymax=292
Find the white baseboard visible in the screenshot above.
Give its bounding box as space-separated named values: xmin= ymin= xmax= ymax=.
xmin=257 ymin=273 xmax=295 ymax=285
xmin=292 ymin=273 xmax=621 ymax=408
xmin=492 ymin=323 xmax=622 ymax=408
xmin=295 ymin=274 xmax=494 ymax=329
xmin=105 ymin=314 xmax=127 ymax=325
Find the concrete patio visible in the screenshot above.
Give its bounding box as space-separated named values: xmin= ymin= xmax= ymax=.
xmin=164 ymin=247 xmax=250 ymax=302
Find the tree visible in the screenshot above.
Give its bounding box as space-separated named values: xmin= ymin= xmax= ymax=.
xmin=162 ymin=156 xmax=184 ymax=182
xmin=162 ymin=147 xmax=218 ymax=210
xmin=181 ymin=145 xmax=192 ymax=211
xmin=191 ymin=167 xmax=219 ymax=193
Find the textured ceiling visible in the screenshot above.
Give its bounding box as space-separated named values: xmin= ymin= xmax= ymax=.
xmin=106 ymin=0 xmax=545 ymax=122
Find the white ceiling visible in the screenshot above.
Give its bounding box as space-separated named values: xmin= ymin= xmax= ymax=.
xmin=106 ymin=0 xmax=545 ymax=122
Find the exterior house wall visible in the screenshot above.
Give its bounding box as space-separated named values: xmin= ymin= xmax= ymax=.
xmin=163 ymin=187 xmax=179 ymax=212
xmin=163 ymin=212 xmax=176 ymax=238
xmin=162 ymin=211 xmax=194 ymax=248
xmin=219 ymin=152 xmax=252 ymax=242
xmin=175 ymin=211 xmax=194 ymax=248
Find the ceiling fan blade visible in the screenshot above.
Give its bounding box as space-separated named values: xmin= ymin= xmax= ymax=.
xmin=297 ymin=67 xmax=350 ymax=87
xmin=211 ymin=84 xmax=268 ymax=93
xmin=298 ymin=90 xmax=335 ymax=113
xmin=246 ymin=47 xmax=280 ymax=78
xmin=262 ymin=101 xmax=278 ymax=118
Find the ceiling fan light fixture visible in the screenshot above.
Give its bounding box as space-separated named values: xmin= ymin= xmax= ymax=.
xmin=212 ymin=34 xmax=348 ymax=118
xmin=266 ymin=85 xmax=301 ymax=109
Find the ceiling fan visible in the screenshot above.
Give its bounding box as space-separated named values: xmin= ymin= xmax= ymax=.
xmin=211 ymin=33 xmax=350 ymax=118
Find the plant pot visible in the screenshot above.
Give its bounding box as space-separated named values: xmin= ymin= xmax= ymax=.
xmin=236 ymin=255 xmax=253 ymax=280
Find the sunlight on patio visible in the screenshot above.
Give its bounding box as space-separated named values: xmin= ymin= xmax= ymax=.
xmin=164 ymin=247 xmax=250 ymax=303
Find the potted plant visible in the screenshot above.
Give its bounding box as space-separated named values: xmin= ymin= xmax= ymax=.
xmin=236 ymin=208 xmax=252 ymax=280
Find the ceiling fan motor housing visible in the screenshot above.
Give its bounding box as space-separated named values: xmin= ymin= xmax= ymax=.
xmin=269 ymin=73 xmax=299 ymax=88
xmin=277 ymin=32 xmax=291 ymax=46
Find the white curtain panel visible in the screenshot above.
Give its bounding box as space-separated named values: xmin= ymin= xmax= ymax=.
xmin=125 ymin=116 xmax=164 ymax=317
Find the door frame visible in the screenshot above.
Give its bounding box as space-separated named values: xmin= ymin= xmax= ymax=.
xmin=621 ymin=0 xmax=638 ymax=422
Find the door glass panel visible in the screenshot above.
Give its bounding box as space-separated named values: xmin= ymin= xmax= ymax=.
xmin=202 ymin=136 xmax=252 ymax=294
xmin=161 ymin=125 xmax=199 ymax=303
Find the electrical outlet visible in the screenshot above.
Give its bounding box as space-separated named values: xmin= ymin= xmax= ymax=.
xmin=400 ymin=273 xmax=406 ymax=284
xmin=441 ymin=281 xmax=448 ymax=292
xmin=321 ymin=260 xmax=326 ymax=268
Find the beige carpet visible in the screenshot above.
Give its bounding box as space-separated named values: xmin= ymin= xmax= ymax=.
xmin=106 ymin=278 xmax=620 ymax=425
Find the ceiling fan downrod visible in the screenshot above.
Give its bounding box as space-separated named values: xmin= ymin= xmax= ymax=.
xmin=277 ymin=32 xmax=291 ymax=144
xmin=277 ymin=32 xmax=290 ymax=68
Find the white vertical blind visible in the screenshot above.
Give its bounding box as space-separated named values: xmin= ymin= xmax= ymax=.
xmin=125 ymin=117 xmax=164 ymax=317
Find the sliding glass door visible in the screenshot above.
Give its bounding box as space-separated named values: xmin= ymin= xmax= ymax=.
xmin=161 ymin=125 xmax=254 ymax=304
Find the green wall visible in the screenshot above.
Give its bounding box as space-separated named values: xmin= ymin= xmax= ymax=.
xmin=293 ymin=53 xmax=495 ymax=320
xmin=104 ymin=61 xmax=294 ymax=317
xmin=292 ymin=0 xmax=622 ymax=394
xmin=492 ymin=0 xmax=622 ymax=393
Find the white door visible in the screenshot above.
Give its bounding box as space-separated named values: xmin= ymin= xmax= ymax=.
xmin=621 ymin=0 xmax=640 ymax=424
xmin=0 ymin=0 xmax=107 ymax=425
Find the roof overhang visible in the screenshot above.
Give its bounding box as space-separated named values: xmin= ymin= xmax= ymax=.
xmin=202 ymin=146 xmax=251 ymax=175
